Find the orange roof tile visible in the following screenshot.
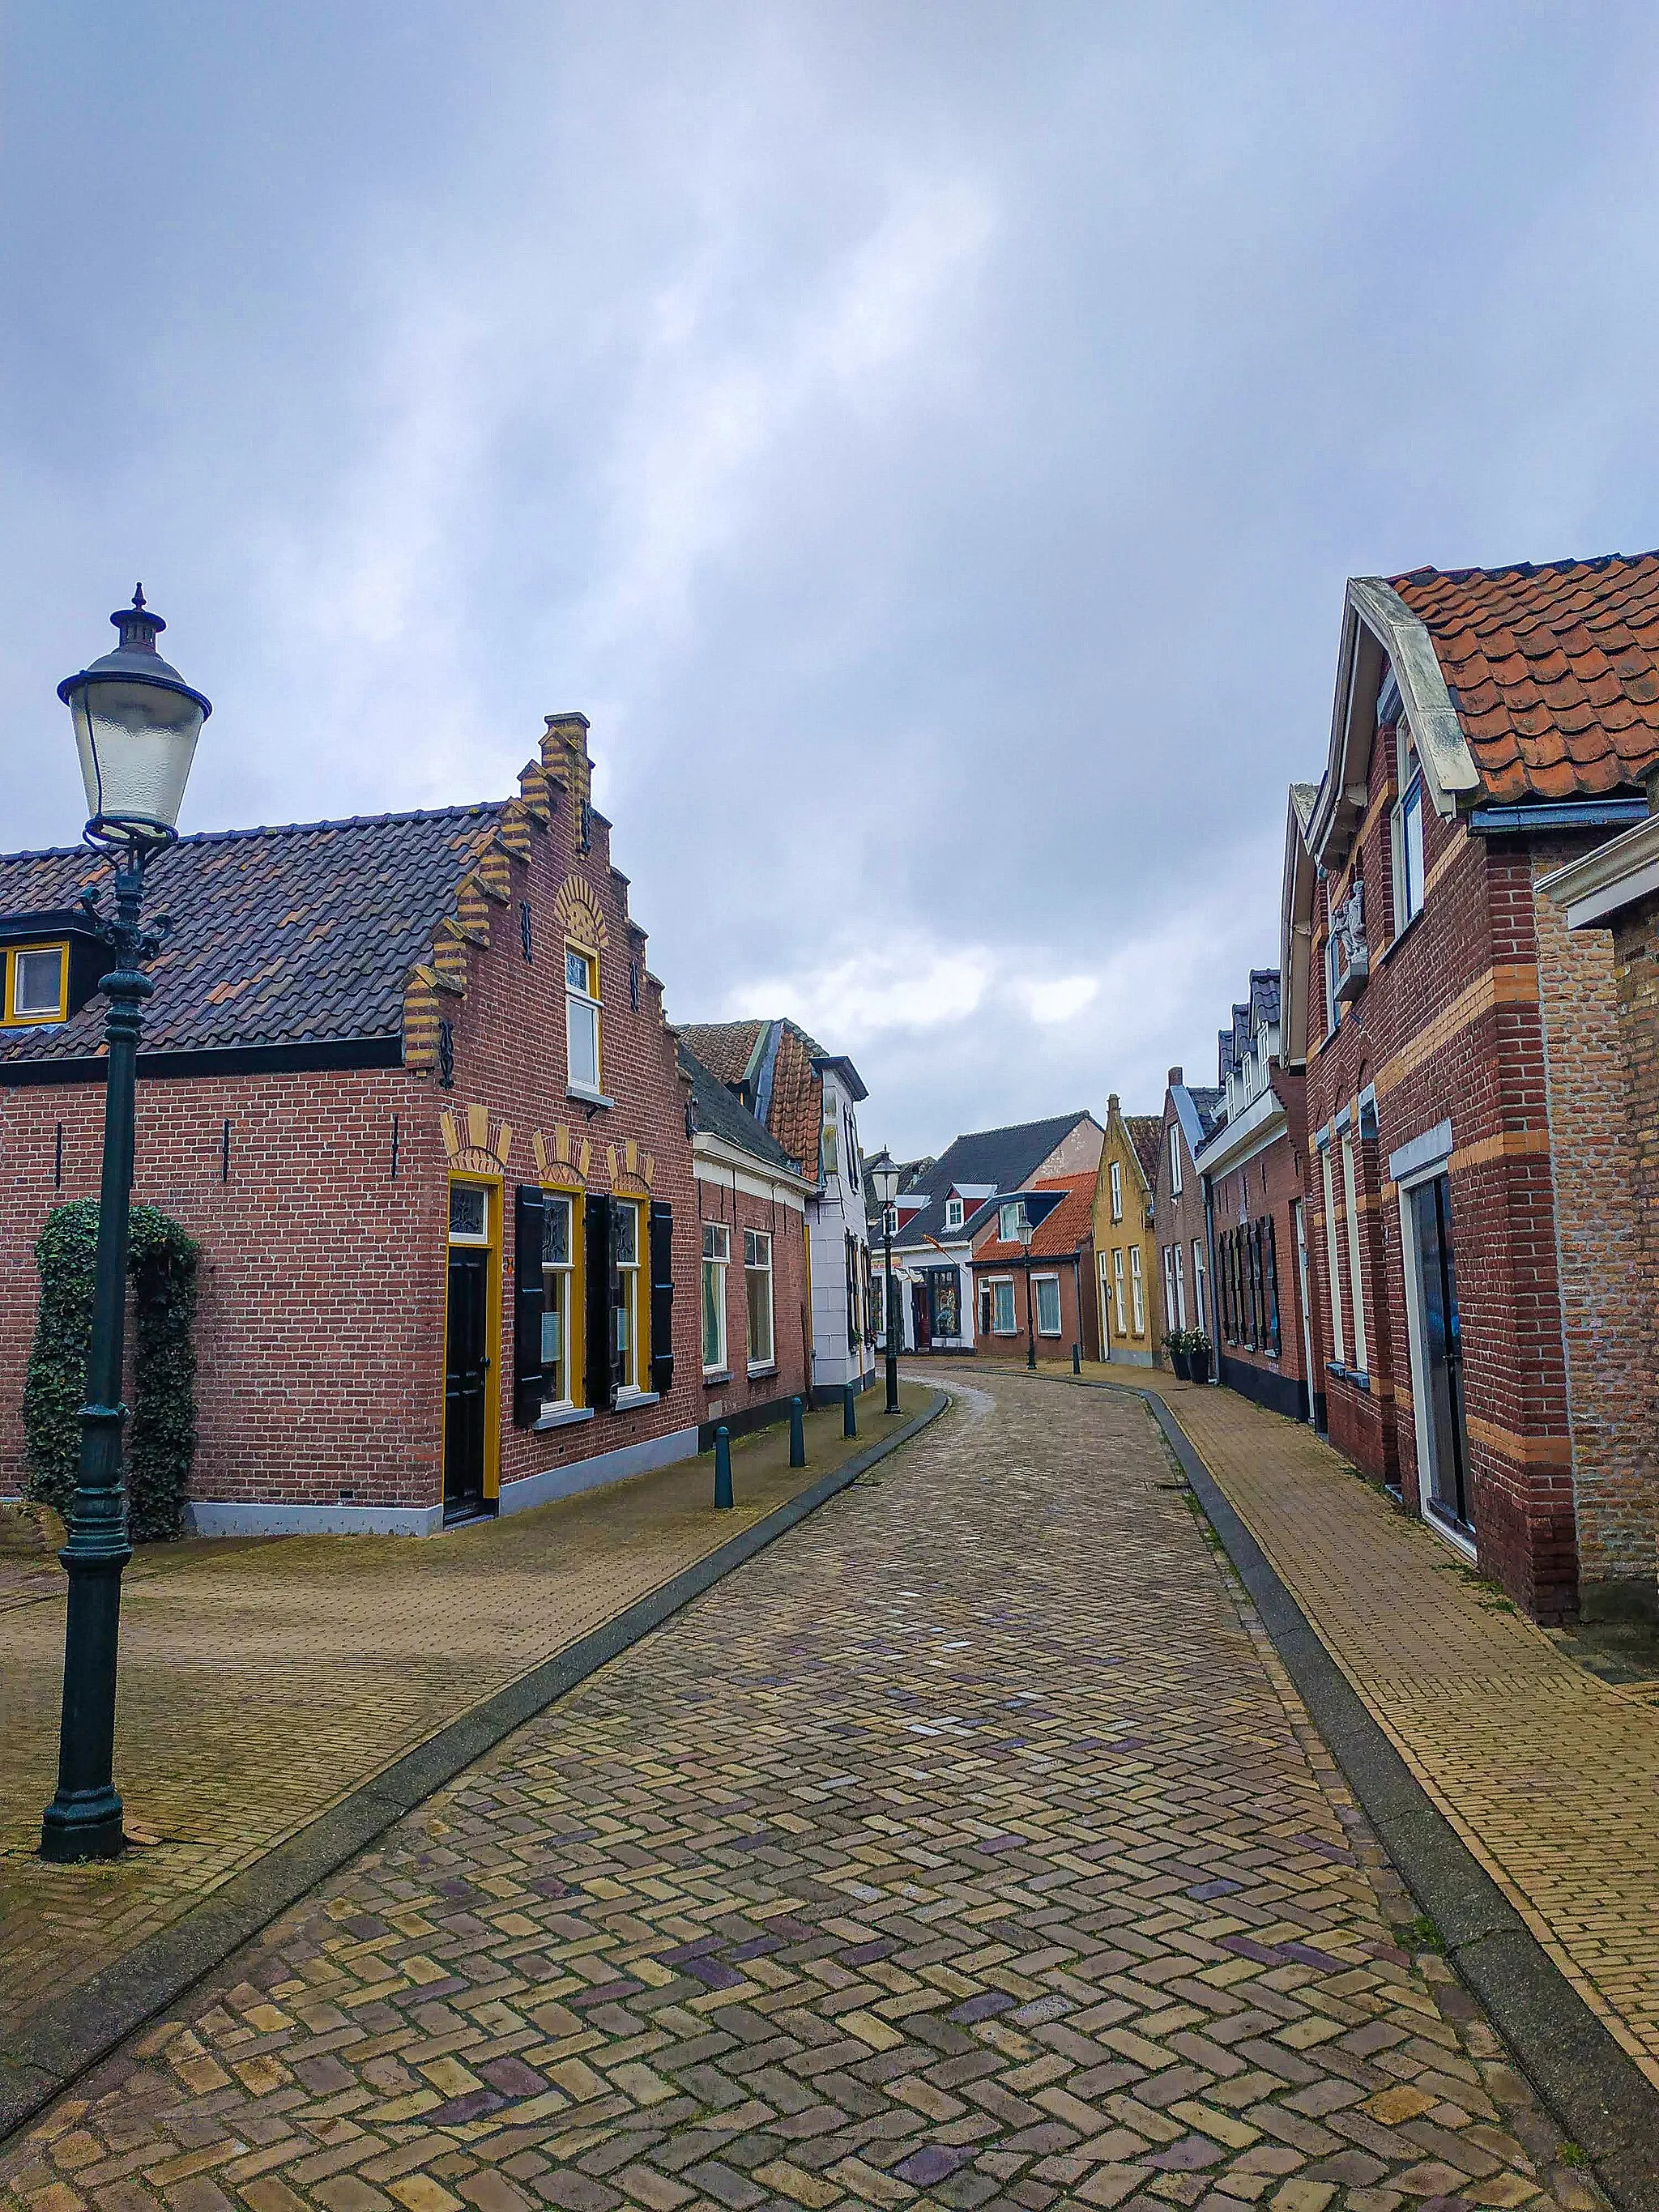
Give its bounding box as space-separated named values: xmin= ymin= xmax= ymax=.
xmin=1125 ymin=1116 xmax=1162 ymax=1193
xmin=1390 ymin=554 xmax=1659 ymax=803
xmin=970 ymin=1174 xmax=1097 ymax=1264
xmin=678 ymin=1017 xmax=828 ymax=1179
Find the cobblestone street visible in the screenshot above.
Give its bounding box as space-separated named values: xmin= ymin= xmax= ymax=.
xmin=1 ymin=1375 xmax=1603 ymax=2212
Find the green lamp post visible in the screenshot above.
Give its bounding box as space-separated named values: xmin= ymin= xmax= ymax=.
xmin=39 ymin=590 xmax=211 ymax=1864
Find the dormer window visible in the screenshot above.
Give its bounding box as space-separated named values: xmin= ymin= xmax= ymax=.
xmin=944 ymin=1196 xmax=964 ymax=1231
xmin=999 ymin=1202 xmax=1024 ymax=1242
xmin=3 ymin=943 xmax=68 ymax=1026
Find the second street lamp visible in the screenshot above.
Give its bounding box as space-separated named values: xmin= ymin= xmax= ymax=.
xmin=872 ymin=1159 xmax=902 ymax=1413
xmin=40 ymin=590 xmax=210 ymax=1864
xmin=1016 ymin=1203 xmax=1037 ymax=1370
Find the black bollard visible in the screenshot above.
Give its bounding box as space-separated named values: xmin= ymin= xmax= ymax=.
xmin=1073 ymin=1343 xmax=1082 ymax=1375
xmin=843 ymin=1383 xmax=857 ymax=1439
xmin=714 ymin=1425 xmax=733 ymax=1510
xmin=789 ymin=1396 xmax=806 ymax=1468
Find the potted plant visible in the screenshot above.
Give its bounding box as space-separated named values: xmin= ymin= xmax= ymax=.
xmin=1166 ymin=1328 xmax=1192 ymax=1382
xmin=1186 ymin=1329 xmax=1212 ymax=1386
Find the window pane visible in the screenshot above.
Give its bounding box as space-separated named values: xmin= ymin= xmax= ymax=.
xmin=993 ymin=1281 xmax=1015 ymax=1332
xmin=449 ymin=1185 xmax=486 ymax=1240
xmin=747 ymin=1261 xmax=774 ymax=1363
xmin=1036 ymin=1278 xmax=1061 ymax=1333
xmin=566 ymin=948 xmax=591 ymax=993
xmin=613 ymin=1203 xmax=638 ymax=1266
xmin=702 ymin=1259 xmax=724 ymax=1366
xmin=1403 ymin=782 xmax=1424 ymax=919
xmin=567 ymin=996 xmax=599 ymax=1089
xmin=541 ymin=1302 xmax=562 ymax=1366
xmin=543 ymin=1197 xmax=569 ymax=1268
xmin=13 ymin=947 xmax=64 ymax=1016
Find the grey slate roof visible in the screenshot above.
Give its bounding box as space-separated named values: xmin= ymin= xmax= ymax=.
xmin=0 ymin=806 xmax=504 ymax=1063
xmin=679 ymin=1041 xmax=802 ymax=1176
xmin=884 ymin=1112 xmax=1096 ymax=1255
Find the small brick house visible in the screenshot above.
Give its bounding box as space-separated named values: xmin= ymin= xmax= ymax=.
xmin=1194 ymin=971 xmax=1313 ymax=1423
xmin=970 ymin=1174 xmax=1099 ymax=1361
xmin=1092 ymin=1095 xmax=1162 ymax=1366
xmin=0 ymin=712 xmax=809 ymax=1534
xmin=676 ymin=1019 xmax=874 ymax=1404
xmin=1285 ymin=556 xmax=1659 ymax=1622
xmin=1150 ymin=1065 xmax=1222 ymax=1354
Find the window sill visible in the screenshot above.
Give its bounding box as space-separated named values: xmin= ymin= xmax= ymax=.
xmin=535 ymin=1404 xmax=595 ymax=1432
xmin=1326 ymin=1362 xmax=1371 ymax=1393
xmin=702 ymin=1367 xmax=732 ymax=1387
xmin=746 ymin=1362 xmax=777 ymax=1380
xmin=1377 ymin=904 xmax=1425 ymax=967
xmin=567 ymin=1084 xmax=615 ymax=1109
xmin=614 ymin=1387 xmax=660 ymax=1410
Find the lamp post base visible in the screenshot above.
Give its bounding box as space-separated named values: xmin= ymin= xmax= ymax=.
xmin=41 ymin=1791 xmax=126 ymax=1862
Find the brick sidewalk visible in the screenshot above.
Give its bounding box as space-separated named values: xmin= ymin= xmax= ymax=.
xmin=0 ymin=1390 xmax=929 ymax=2056
xmin=980 ymin=1358 xmax=1659 ymax=2091
xmin=0 ymin=1369 xmax=1599 ymax=2212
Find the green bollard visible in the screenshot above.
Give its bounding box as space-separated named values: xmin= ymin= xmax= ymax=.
xmin=1073 ymin=1344 xmax=1082 ymax=1375
xmin=789 ymin=1396 xmax=806 ymax=1468
xmin=714 ymin=1425 xmax=733 ymax=1510
xmin=843 ymin=1383 xmax=857 ymax=1439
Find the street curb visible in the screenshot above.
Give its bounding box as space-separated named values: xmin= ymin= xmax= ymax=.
xmin=996 ymin=1366 xmax=1659 ymax=2212
xmin=0 ymin=1389 xmax=949 ymax=2146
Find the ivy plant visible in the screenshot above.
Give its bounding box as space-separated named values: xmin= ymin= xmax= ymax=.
xmin=23 ymin=1199 xmax=200 ymax=1542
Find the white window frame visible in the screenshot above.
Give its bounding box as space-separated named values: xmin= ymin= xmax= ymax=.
xmin=702 ymin=1221 xmax=730 ymax=1375
xmin=1341 ymin=1131 xmax=1369 ymax=1377
xmin=990 ymin=1277 xmax=1017 ymax=1335
xmin=565 ymin=944 xmax=603 ymax=1097
xmin=1034 ymin=1273 xmax=1062 ymax=1337
xmin=944 ymin=1196 xmax=964 ymax=1231
xmin=613 ymin=1198 xmax=642 ymax=1395
xmin=1109 ymin=1161 xmax=1123 ymax=1222
xmin=1192 ymin=1238 xmax=1207 ymax=1336
xmin=744 ymin=1227 xmax=774 ymax=1372
xmin=1162 ymin=1246 xmax=1178 ymax=1333
xmin=1392 ymin=722 xmax=1426 ymax=936
xmin=448 ymin=1182 xmax=490 ymax=1245
xmin=1169 ymin=1126 xmax=1183 ymax=1197
xmin=1129 ymin=1245 xmax=1145 ymax=1336
xmin=1320 ymin=1144 xmax=1346 ymax=1368
xmin=541 ymin=1191 xmax=575 ymax=1410
xmin=1112 ymin=1248 xmax=1127 ymax=1336
xmin=1174 ymin=1243 xmax=1188 ymax=1330
xmin=1098 ymin=1251 xmax=1112 ymax=1345
xmin=999 ymin=1201 xmax=1025 ymax=1242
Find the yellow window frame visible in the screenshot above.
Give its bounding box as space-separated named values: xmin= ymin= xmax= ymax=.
xmin=565 ymin=940 xmax=603 ymax=1093
xmin=3 ymin=941 xmax=70 ymax=1026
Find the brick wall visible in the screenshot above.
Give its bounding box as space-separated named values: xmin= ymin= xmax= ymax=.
xmin=1205 ymin=1073 xmax=1311 ymax=1427
xmin=693 ymin=1170 xmax=811 ymax=1434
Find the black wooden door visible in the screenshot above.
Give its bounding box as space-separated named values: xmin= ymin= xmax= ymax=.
xmin=445 ymin=1247 xmax=489 ymax=1517
xmin=1410 ymin=1174 xmax=1472 ymax=1533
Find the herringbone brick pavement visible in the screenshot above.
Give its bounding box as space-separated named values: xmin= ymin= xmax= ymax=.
xmin=1 ymin=1392 xmax=925 ymax=2049
xmin=1 ymin=1375 xmax=1601 ymax=2212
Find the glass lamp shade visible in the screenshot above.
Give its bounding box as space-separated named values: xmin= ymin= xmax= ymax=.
xmin=59 ymin=594 xmax=211 ymax=842
xmin=872 ymin=1162 xmax=902 ymax=1205
xmin=1015 ymin=1208 xmax=1034 ymax=1248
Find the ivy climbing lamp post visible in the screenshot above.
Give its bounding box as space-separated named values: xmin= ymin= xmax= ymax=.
xmin=40 ymin=590 xmax=210 ymax=1863
xmin=872 ymin=1159 xmax=901 ymax=1415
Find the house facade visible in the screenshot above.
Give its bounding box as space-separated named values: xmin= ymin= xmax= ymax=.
xmin=1092 ymin=1095 xmax=1162 ymax=1366
xmin=1195 ymin=972 xmax=1313 ymax=1423
xmin=1151 ymin=1065 xmax=1222 ymax=1353
xmin=676 ymin=1019 xmax=875 ymax=1402
xmin=872 ymin=1113 xmax=1103 ymax=1354
xmin=0 ymin=713 xmax=712 ymax=1536
xmin=970 ymin=1175 xmax=1098 ymax=1361
xmin=1286 ymin=556 xmax=1659 ymax=1623
xmin=678 ymin=1042 xmax=814 ymax=1443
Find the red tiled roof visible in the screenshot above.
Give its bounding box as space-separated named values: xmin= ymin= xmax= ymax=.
xmin=970 ymin=1175 xmax=1095 ymax=1264
xmin=1125 ymin=1116 xmax=1162 ymax=1194
xmin=1390 ymin=554 xmax=1659 ymax=803
xmin=678 ymin=1017 xmax=828 ymax=1180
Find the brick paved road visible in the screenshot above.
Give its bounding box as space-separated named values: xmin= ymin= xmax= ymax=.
xmin=1 ymin=1375 xmax=1601 ymax=2212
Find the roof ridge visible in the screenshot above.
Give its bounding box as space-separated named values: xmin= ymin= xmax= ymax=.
xmin=1388 ymin=548 xmax=1659 ymax=588
xmin=0 ymin=800 xmax=507 ymax=870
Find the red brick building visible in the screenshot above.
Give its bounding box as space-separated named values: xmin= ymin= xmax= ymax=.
xmin=970 ymin=1174 xmax=1099 ymax=1362
xmin=1284 ymin=557 xmax=1659 ymax=1622
xmin=1193 ymin=974 xmax=1314 ymax=1423
xmin=0 ymin=712 xmax=808 ymax=1533
xmin=1149 ymin=1067 xmax=1222 ymax=1360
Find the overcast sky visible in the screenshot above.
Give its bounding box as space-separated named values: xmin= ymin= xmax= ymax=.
xmin=5 ymin=4 xmax=1658 ymax=1156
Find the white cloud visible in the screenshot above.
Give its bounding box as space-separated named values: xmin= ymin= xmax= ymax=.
xmin=1021 ymin=975 xmax=1098 ymax=1024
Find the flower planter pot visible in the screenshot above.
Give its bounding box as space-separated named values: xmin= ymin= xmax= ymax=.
xmin=1188 ymin=1348 xmax=1211 ymax=1386
xmin=1170 ymin=1349 xmax=1192 ymax=1382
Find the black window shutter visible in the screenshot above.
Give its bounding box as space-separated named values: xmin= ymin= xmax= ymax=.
xmin=584 ymin=1195 xmax=612 ymax=1411
xmin=649 ymin=1200 xmax=675 ymax=1394
xmin=513 ymin=1185 xmax=547 ymax=1426
xmin=1265 ymin=1215 xmax=1282 ymax=1356
xmin=608 ymin=1211 xmax=627 ymax=1402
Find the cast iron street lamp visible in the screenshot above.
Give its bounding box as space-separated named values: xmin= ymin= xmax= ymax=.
xmin=40 ymin=590 xmax=211 ymax=1863
xmin=872 ymin=1160 xmax=902 ymax=1414
xmin=1016 ymin=1204 xmax=1037 ymax=1370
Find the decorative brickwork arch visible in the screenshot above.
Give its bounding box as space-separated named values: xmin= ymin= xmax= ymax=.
xmin=553 ymin=873 xmax=609 ymax=952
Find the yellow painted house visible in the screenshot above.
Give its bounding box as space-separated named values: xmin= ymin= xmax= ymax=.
xmin=1092 ymin=1093 xmax=1164 ymax=1366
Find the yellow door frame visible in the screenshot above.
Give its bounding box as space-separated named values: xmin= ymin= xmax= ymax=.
xmin=445 ymin=1172 xmax=503 ymax=1503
